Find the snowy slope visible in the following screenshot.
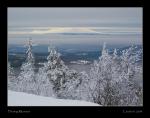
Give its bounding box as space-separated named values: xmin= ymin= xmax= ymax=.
xmin=8 ymin=90 xmax=100 ymax=106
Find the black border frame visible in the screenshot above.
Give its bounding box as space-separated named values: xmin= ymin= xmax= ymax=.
xmin=0 ymin=0 xmax=144 ymax=115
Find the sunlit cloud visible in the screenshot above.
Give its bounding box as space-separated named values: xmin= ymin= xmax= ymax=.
xmin=33 ymin=27 xmax=100 ymax=34
xmin=8 ymin=27 xmax=142 ymax=35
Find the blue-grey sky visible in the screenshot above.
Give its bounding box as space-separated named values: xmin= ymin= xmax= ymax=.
xmin=8 ymin=8 xmax=142 ymax=45
xmin=8 ymin=8 xmax=142 ymax=27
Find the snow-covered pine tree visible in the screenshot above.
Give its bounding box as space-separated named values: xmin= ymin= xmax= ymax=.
xmin=57 ymin=69 xmax=91 ymax=101
xmin=35 ymin=43 xmax=55 ymax=97
xmin=26 ymin=38 xmax=35 ymax=64
xmin=8 ymin=62 xmax=15 ymax=80
xmin=16 ymin=38 xmax=38 ymax=94
xmin=58 ymin=69 xmax=81 ymax=99
xmin=42 ymin=43 xmax=69 ymax=96
xmin=8 ymin=62 xmax=17 ymax=90
xmin=36 ymin=66 xmax=55 ymax=97
xmin=75 ymin=71 xmax=92 ymax=101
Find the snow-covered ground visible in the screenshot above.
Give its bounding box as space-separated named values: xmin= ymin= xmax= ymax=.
xmin=68 ymin=64 xmax=91 ymax=73
xmin=70 ymin=60 xmax=91 ymax=65
xmin=8 ymin=90 xmax=100 ymax=106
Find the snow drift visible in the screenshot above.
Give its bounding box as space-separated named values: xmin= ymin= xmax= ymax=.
xmin=8 ymin=90 xmax=100 ymax=106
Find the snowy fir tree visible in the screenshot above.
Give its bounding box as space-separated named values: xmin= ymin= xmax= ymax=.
xmin=57 ymin=69 xmax=81 ymax=99
xmin=58 ymin=70 xmax=90 ymax=101
xmin=8 ymin=62 xmax=15 ymax=81
xmin=8 ymin=62 xmax=18 ymax=91
xmin=35 ymin=66 xmax=55 ymax=97
xmin=16 ymin=38 xmax=38 ymax=94
xmin=35 ymin=44 xmax=59 ymax=97
xmin=43 ymin=44 xmax=69 ymax=95
xmin=73 ymin=71 xmax=92 ymax=101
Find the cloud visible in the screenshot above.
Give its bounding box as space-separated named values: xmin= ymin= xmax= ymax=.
xmin=8 ymin=27 xmax=99 ymax=35
xmin=8 ymin=27 xmax=142 ymax=35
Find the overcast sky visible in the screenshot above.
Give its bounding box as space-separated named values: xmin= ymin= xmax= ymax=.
xmin=8 ymin=8 xmax=142 ymax=27
xmin=8 ymin=8 xmax=142 ymax=45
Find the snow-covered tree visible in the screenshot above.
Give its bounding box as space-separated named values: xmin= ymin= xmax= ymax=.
xmin=8 ymin=62 xmax=17 ymax=90
xmin=44 ymin=44 xmax=69 ymax=95
xmin=89 ymin=43 xmax=143 ymax=106
xmin=26 ymin=39 xmax=35 ymax=64
xmin=36 ymin=66 xmax=55 ymax=97
xmin=57 ymin=70 xmax=90 ymax=100
xmin=16 ymin=38 xmax=38 ymax=94
xmin=89 ymin=43 xmax=116 ymax=105
xmin=8 ymin=62 xmax=15 ymax=80
xmin=58 ymin=69 xmax=80 ymax=99
xmin=118 ymin=45 xmax=143 ymax=106
xmin=75 ymin=71 xmax=92 ymax=101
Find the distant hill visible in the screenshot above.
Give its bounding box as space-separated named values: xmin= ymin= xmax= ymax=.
xmin=8 ymin=44 xmax=142 ymax=68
